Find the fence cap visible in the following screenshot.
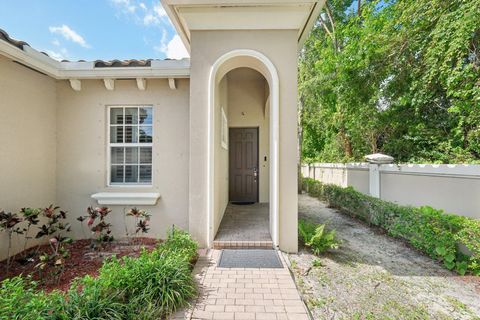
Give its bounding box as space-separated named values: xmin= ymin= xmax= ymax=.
xmin=365 ymin=153 xmax=394 ymax=164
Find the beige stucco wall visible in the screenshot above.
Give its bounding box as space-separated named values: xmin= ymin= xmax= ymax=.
xmin=381 ymin=173 xmax=480 ymax=219
xmin=303 ymin=163 xmax=480 ymax=219
xmin=308 ymin=166 xmax=348 ymax=187
xmin=227 ymin=68 xmax=270 ymax=203
xmin=213 ymin=75 xmax=229 ymax=235
xmin=189 ymin=30 xmax=299 ymax=252
xmin=347 ymin=169 xmax=369 ymax=194
xmin=56 ymin=79 xmax=190 ymax=240
xmin=0 ymin=56 xmax=57 ymax=260
xmin=304 ymin=164 xmax=369 ymax=194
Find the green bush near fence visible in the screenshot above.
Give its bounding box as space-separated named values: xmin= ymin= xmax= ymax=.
xmin=302 ymin=178 xmax=480 ymax=275
xmin=0 ymin=227 xmax=198 ymax=320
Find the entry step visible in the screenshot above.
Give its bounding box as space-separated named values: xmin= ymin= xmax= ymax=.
xmin=213 ymin=240 xmax=273 ymax=249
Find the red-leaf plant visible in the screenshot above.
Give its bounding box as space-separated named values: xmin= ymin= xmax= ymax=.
xmin=19 ymin=207 xmax=41 ymax=261
xmin=126 ymin=207 xmax=151 ymax=244
xmin=34 ymin=205 xmax=72 ymax=284
xmin=0 ymin=211 xmax=23 ymax=274
xmin=78 ymin=207 xmax=114 ymax=249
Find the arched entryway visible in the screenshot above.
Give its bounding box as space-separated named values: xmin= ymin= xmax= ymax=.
xmin=207 ymin=49 xmax=280 ymax=248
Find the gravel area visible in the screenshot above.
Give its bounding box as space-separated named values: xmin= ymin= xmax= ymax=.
xmin=289 ymin=194 xmax=480 ymax=320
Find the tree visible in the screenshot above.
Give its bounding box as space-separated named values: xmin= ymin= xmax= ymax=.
xmin=299 ymin=0 xmax=480 ymax=164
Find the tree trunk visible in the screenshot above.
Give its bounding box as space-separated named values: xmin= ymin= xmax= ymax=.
xmin=340 ymin=128 xmax=353 ymax=158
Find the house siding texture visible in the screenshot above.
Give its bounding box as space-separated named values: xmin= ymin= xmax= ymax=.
xmin=0 ymin=57 xmax=191 ymax=261
xmin=56 ymin=79 xmax=191 ymax=241
xmin=0 ymin=56 xmax=57 ymax=260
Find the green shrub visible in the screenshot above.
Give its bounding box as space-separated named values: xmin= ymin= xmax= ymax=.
xmin=303 ymin=178 xmax=480 ymax=275
xmin=158 ymin=226 xmax=199 ymax=263
xmin=0 ymin=228 xmax=199 ymax=319
xmin=298 ymin=219 xmax=339 ymax=255
xmin=0 ymin=276 xmax=63 ymax=320
xmin=60 ymin=276 xmax=128 ymax=319
xmin=97 ymin=249 xmax=196 ymax=318
xmin=67 ymin=228 xmax=197 ymax=319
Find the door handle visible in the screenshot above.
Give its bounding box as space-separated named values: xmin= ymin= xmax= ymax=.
xmin=253 ymin=167 xmax=258 ymax=181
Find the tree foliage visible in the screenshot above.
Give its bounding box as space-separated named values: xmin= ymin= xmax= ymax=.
xmin=299 ymin=0 xmax=480 ymax=163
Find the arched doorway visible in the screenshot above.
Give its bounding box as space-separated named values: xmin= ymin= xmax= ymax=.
xmin=207 ymin=49 xmax=280 ymax=248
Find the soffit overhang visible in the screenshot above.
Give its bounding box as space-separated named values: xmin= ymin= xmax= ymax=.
xmin=161 ymin=0 xmax=325 ymax=52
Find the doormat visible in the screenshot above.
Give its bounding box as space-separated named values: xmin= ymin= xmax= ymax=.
xmin=230 ymin=201 xmax=255 ymax=205
xmin=218 ymin=249 xmax=283 ymax=268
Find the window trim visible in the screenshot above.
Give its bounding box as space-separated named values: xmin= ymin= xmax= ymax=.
xmin=106 ymin=105 xmax=154 ymax=187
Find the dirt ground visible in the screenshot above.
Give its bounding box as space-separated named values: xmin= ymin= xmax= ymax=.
xmin=289 ymin=194 xmax=480 ymax=320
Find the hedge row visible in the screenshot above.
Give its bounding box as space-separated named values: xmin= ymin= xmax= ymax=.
xmin=0 ymin=227 xmax=198 ymax=320
xmin=303 ymin=178 xmax=480 ymax=275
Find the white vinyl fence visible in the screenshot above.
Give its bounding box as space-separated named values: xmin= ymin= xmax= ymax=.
xmin=301 ymin=163 xmax=480 ymax=220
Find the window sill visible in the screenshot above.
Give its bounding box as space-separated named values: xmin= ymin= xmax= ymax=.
xmin=91 ymin=192 xmax=161 ymax=206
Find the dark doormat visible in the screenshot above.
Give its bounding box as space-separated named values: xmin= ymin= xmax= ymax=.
xmin=218 ymin=249 xmax=283 ymax=268
xmin=230 ymin=201 xmax=255 ymax=205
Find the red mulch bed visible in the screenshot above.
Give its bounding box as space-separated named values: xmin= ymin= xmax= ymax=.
xmin=0 ymin=238 xmax=160 ymax=292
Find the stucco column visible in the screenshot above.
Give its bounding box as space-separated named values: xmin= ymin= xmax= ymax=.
xmin=187 ymin=39 xmax=211 ymax=248
xmin=365 ymin=153 xmax=394 ymax=198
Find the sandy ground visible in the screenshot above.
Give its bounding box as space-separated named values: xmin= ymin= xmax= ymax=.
xmin=288 ymin=194 xmax=480 ymax=320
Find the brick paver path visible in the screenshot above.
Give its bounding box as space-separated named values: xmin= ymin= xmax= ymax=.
xmin=172 ymin=249 xmax=310 ymax=320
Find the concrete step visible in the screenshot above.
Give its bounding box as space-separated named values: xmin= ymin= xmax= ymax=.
xmin=213 ymin=240 xmax=273 ymax=249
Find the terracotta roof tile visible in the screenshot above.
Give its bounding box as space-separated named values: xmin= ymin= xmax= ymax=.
xmin=0 ymin=28 xmax=180 ymax=67
xmin=0 ymin=28 xmax=30 ymax=50
xmin=94 ymin=59 xmax=153 ymax=68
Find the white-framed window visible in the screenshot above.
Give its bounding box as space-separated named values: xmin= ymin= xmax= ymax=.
xmin=221 ymin=107 xmax=228 ymax=150
xmin=108 ymin=106 xmax=153 ymax=185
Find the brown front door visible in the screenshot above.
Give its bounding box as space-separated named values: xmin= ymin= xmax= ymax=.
xmin=229 ymin=128 xmax=259 ymax=203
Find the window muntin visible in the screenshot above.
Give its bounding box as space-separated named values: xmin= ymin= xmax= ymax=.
xmin=109 ymin=106 xmax=153 ymax=185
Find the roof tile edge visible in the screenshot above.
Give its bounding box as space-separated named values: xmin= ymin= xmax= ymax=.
xmin=0 ymin=28 xmax=191 ymax=78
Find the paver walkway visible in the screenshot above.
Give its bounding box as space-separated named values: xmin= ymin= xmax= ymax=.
xmin=173 ymin=249 xmax=310 ymax=320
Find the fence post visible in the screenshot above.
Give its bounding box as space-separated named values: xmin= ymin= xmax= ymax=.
xmin=365 ymin=153 xmax=394 ymax=198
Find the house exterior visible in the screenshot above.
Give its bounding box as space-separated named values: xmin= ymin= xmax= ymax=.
xmin=0 ymin=0 xmax=325 ymax=258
